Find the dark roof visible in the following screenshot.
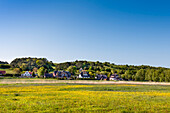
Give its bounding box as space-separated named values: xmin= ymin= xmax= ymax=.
xmin=54 ymin=71 xmax=71 ymax=77
xmin=0 ymin=71 xmax=6 ymax=74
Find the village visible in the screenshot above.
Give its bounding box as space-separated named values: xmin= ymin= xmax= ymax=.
xmin=0 ymin=68 xmax=121 ymax=81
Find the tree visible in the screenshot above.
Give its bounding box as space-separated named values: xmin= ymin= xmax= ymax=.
xmin=159 ymin=72 xmax=165 ymax=82
xmin=66 ymin=66 xmax=77 ymax=75
xmin=32 ymin=71 xmax=36 ymax=77
xmin=14 ymin=68 xmax=21 ymax=74
xmin=105 ymin=68 xmax=111 ymax=72
xmin=33 ymin=67 xmax=38 ymax=73
xmin=135 ymin=69 xmax=145 ymax=81
xmin=152 ymin=70 xmax=161 ymax=82
xmin=164 ymin=70 xmax=170 ymax=82
xmin=145 ymin=69 xmax=154 ymax=81
xmin=37 ymin=67 xmax=45 ymax=77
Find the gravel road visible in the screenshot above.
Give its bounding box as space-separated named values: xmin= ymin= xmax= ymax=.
xmin=0 ymin=79 xmax=170 ymax=85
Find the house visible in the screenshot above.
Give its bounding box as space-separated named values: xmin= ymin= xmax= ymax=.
xmin=78 ymin=70 xmax=91 ymax=78
xmin=53 ymin=71 xmax=71 ymax=79
xmin=21 ymin=71 xmax=32 ymax=77
xmin=0 ymin=71 xmax=6 ymax=75
xmin=44 ymin=73 xmax=53 ymax=78
xmin=109 ymin=73 xmax=120 ymax=81
xmin=95 ymin=74 xmax=107 ymax=80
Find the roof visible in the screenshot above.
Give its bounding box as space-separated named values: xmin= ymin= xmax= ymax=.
xmin=0 ymin=71 xmax=6 ymax=74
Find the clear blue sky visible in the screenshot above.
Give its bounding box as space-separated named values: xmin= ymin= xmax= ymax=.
xmin=0 ymin=0 xmax=170 ymax=67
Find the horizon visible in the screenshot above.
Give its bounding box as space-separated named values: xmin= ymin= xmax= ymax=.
xmin=1 ymin=0 xmax=170 ymax=68
xmin=2 ymin=56 xmax=169 ymax=68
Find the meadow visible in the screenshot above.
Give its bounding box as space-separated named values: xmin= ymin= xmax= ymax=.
xmin=0 ymin=83 xmax=169 ymax=113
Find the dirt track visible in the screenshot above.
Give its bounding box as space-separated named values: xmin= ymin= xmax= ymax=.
xmin=0 ymin=79 xmax=170 ymax=85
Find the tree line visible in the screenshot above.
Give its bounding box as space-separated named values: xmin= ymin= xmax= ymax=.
xmin=55 ymin=60 xmax=170 ymax=82
xmin=0 ymin=61 xmax=8 ymax=64
xmin=1 ymin=58 xmax=170 ymax=82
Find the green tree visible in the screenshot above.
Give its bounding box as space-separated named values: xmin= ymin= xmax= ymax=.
xmin=66 ymin=66 xmax=77 ymax=75
xmin=32 ymin=71 xmax=36 ymax=77
xmin=14 ymin=68 xmax=21 ymax=74
xmin=145 ymin=69 xmax=154 ymax=81
xmin=37 ymin=67 xmax=45 ymax=77
xmin=164 ymin=70 xmax=170 ymax=82
xmin=135 ymin=69 xmax=145 ymax=81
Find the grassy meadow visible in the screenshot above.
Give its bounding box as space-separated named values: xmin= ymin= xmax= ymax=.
xmin=0 ymin=83 xmax=169 ymax=113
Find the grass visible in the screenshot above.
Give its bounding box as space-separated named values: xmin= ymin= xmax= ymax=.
xmin=0 ymin=83 xmax=169 ymax=113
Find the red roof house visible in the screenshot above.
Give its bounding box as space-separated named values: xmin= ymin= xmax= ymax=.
xmin=0 ymin=71 xmax=6 ymax=75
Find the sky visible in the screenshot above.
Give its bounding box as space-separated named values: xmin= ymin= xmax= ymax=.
xmin=0 ymin=0 xmax=170 ymax=67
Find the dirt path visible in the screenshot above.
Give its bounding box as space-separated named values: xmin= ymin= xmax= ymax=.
xmin=0 ymin=79 xmax=170 ymax=85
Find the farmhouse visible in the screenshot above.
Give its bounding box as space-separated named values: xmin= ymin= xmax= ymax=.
xmin=0 ymin=71 xmax=6 ymax=75
xmin=109 ymin=73 xmax=120 ymax=80
xmin=95 ymin=74 xmax=107 ymax=80
xmin=44 ymin=73 xmax=53 ymax=78
xmin=53 ymin=71 xmax=71 ymax=79
xmin=78 ymin=70 xmax=91 ymax=78
xmin=21 ymin=71 xmax=32 ymax=77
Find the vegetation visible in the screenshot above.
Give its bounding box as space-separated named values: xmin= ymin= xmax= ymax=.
xmin=0 ymin=83 xmax=169 ymax=112
xmin=0 ymin=64 xmax=10 ymax=69
xmin=0 ymin=61 xmax=8 ymax=64
xmin=0 ymin=58 xmax=170 ymax=82
xmin=10 ymin=57 xmax=54 ymax=72
xmin=37 ymin=67 xmax=45 ymax=77
xmin=55 ymin=60 xmax=170 ymax=82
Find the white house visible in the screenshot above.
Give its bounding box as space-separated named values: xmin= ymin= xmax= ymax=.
xmin=78 ymin=70 xmax=90 ymax=78
xmin=21 ymin=71 xmax=32 ymax=77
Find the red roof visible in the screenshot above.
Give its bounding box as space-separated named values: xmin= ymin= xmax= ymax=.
xmin=0 ymin=71 xmax=6 ymax=74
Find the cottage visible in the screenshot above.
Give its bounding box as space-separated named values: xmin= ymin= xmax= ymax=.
xmin=0 ymin=71 xmax=6 ymax=75
xmin=109 ymin=73 xmax=120 ymax=80
xmin=78 ymin=70 xmax=91 ymax=78
xmin=21 ymin=71 xmax=32 ymax=77
xmin=44 ymin=73 xmax=53 ymax=78
xmin=95 ymin=74 xmax=107 ymax=80
xmin=53 ymin=71 xmax=71 ymax=79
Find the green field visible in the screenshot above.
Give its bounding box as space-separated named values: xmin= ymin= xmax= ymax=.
xmin=0 ymin=83 xmax=169 ymax=113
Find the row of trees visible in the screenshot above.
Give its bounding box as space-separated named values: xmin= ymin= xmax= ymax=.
xmin=121 ymin=69 xmax=170 ymax=82
xmin=0 ymin=64 xmax=10 ymax=69
xmin=0 ymin=61 xmax=8 ymax=64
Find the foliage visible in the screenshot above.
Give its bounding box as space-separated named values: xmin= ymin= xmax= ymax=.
xmin=0 ymin=61 xmax=8 ymax=64
xmin=54 ymin=60 xmax=170 ymax=82
xmin=66 ymin=66 xmax=77 ymax=75
xmin=37 ymin=67 xmax=45 ymax=77
xmin=13 ymin=68 xmax=21 ymax=74
xmin=10 ymin=57 xmax=54 ymax=72
xmin=0 ymin=64 xmax=10 ymax=69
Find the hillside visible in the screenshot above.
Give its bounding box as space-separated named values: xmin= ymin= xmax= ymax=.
xmin=10 ymin=57 xmax=54 ymax=72
xmin=55 ymin=60 xmax=170 ymax=82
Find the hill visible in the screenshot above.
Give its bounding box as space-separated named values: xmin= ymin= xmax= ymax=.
xmin=55 ymin=60 xmax=170 ymax=82
xmin=10 ymin=57 xmax=54 ymax=72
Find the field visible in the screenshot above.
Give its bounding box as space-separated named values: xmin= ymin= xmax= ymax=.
xmin=0 ymin=83 xmax=170 ymax=113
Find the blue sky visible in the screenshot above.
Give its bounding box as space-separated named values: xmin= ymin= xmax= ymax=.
xmin=0 ymin=0 xmax=170 ymax=67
